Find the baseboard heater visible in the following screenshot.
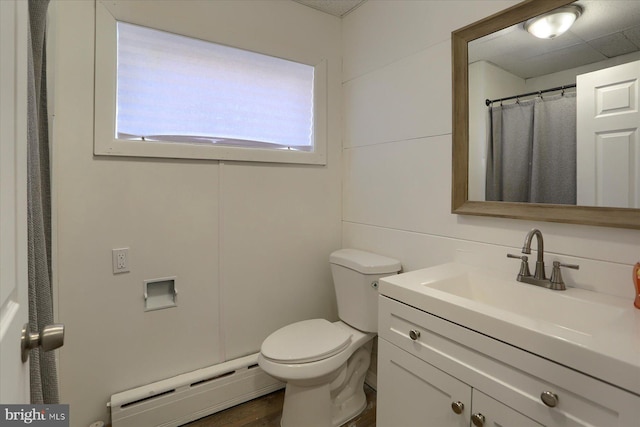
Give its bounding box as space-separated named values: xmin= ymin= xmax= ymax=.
xmin=109 ymin=353 xmax=283 ymax=427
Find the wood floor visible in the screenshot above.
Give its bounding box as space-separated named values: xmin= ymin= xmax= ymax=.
xmin=183 ymin=385 xmax=376 ymax=427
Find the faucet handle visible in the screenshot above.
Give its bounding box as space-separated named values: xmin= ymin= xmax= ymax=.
xmin=550 ymin=261 xmax=579 ymax=290
xmin=507 ymin=253 xmax=531 ymax=278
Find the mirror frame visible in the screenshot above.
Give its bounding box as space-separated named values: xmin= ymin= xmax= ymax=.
xmin=452 ymin=0 xmax=640 ymax=229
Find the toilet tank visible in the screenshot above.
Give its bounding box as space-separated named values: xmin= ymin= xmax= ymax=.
xmin=329 ymin=249 xmax=401 ymax=332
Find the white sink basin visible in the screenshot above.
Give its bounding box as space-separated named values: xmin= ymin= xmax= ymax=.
xmin=424 ymin=268 xmax=625 ymax=339
xmin=379 ymin=262 xmax=640 ymax=395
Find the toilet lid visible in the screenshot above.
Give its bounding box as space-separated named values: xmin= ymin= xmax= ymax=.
xmin=261 ymin=319 xmax=352 ymax=363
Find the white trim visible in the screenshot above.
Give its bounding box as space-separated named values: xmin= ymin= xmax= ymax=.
xmin=94 ymin=1 xmax=327 ymax=165
xmin=109 ymin=353 xmax=283 ymax=427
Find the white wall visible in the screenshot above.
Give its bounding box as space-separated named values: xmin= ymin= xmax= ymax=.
xmin=49 ymin=1 xmax=342 ymax=425
xmin=342 ymin=0 xmax=640 ymax=302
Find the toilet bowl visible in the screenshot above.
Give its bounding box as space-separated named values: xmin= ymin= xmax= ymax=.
xmin=258 ymin=249 xmax=401 ymax=427
xmin=258 ymin=320 xmax=375 ymax=426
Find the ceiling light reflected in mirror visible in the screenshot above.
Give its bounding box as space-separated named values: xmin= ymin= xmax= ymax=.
xmin=525 ymin=5 xmax=582 ymax=39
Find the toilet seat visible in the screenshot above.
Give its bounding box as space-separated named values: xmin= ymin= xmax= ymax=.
xmin=261 ymin=319 xmax=352 ymax=364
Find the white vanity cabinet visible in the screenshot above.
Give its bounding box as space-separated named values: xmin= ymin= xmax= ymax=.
xmin=377 ymin=295 xmax=640 ymax=427
xmin=378 ymin=339 xmax=542 ymax=427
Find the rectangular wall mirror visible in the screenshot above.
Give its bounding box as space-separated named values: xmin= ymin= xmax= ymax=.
xmin=452 ymin=0 xmax=640 ymax=229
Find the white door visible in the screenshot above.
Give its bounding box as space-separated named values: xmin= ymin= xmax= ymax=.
xmin=0 ymin=0 xmax=30 ymax=403
xmin=577 ymin=60 xmax=640 ymax=207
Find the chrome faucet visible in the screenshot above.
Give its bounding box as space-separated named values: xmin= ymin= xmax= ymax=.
xmin=522 ymin=228 xmax=545 ymax=280
xmin=507 ymin=229 xmax=579 ymax=290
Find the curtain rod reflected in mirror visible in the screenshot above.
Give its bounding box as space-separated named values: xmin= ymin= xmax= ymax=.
xmin=451 ymin=0 xmax=640 ymax=229
xmin=485 ymin=83 xmax=575 ymax=106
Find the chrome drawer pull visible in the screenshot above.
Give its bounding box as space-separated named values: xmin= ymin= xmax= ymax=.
xmin=409 ymin=329 xmax=420 ymax=340
xmin=541 ymin=391 xmax=559 ymax=407
xmin=471 ymin=413 xmax=485 ymax=426
xmin=451 ymin=401 xmax=464 ymax=414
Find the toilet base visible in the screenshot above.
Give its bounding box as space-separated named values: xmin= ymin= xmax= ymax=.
xmin=331 ymin=344 xmax=371 ymax=426
xmin=281 ymin=382 xmax=332 ymax=427
xmin=280 ymin=344 xmax=372 ymax=427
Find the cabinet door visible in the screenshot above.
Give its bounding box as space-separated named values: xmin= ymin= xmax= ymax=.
xmin=471 ymin=390 xmax=543 ymax=427
xmin=377 ymin=339 xmax=471 ymax=427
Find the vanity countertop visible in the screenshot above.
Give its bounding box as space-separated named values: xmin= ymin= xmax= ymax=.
xmin=379 ymin=262 xmax=640 ymax=396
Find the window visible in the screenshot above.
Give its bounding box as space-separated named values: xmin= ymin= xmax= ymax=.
xmin=116 ymin=22 xmax=314 ymax=151
xmin=94 ymin=2 xmax=327 ymax=164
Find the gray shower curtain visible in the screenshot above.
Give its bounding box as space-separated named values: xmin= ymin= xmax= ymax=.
xmin=486 ymin=99 xmax=535 ymax=202
xmin=486 ymin=93 xmax=577 ymax=205
xmin=27 ymin=0 xmax=58 ymax=404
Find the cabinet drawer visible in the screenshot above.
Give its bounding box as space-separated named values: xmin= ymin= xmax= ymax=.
xmin=379 ymin=295 xmax=640 ymax=427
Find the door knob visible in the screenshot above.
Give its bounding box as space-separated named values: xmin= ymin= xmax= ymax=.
xmin=21 ymin=323 xmax=65 ymax=363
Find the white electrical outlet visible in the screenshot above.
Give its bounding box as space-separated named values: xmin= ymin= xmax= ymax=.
xmin=112 ymin=248 xmax=130 ymax=274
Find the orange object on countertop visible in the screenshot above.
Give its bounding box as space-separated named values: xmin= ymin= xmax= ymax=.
xmin=634 ymin=262 xmax=640 ymax=309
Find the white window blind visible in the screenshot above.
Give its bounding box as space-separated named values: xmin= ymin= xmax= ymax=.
xmin=116 ymin=22 xmax=315 ymax=151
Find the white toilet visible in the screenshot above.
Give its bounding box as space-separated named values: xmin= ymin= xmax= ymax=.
xmin=258 ymin=249 xmax=401 ymax=427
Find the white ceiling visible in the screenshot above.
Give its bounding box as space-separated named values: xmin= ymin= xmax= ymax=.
xmin=291 ymin=1 xmax=640 ymax=79
xmin=469 ymin=0 xmax=640 ymax=79
xmin=292 ymin=0 xmax=366 ymax=17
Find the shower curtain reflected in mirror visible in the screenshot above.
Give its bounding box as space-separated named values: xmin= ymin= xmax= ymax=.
xmin=486 ymin=93 xmax=577 ymax=205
